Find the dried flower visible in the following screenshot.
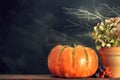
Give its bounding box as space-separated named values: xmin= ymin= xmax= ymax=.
xmin=92 ymin=17 xmax=120 ymax=50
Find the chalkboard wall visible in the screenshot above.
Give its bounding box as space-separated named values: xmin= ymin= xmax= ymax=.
xmin=0 ymin=0 xmax=120 ymax=74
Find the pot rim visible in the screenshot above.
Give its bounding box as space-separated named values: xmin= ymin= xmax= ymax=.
xmin=99 ymin=47 xmax=120 ymax=56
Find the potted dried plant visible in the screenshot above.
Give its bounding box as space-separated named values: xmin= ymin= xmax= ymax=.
xmin=92 ymin=17 xmax=120 ymax=78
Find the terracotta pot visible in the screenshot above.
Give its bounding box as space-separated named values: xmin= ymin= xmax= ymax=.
xmin=99 ymin=47 xmax=120 ymax=78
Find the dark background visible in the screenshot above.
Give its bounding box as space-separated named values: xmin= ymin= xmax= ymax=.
xmin=0 ymin=0 xmax=120 ymax=74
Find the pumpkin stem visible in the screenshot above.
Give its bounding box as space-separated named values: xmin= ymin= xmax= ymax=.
xmin=71 ymin=44 xmax=77 ymax=48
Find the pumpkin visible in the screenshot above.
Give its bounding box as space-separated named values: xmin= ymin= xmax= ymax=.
xmin=48 ymin=44 xmax=98 ymax=78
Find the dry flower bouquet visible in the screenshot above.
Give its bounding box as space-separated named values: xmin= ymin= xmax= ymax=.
xmin=92 ymin=17 xmax=120 ymax=78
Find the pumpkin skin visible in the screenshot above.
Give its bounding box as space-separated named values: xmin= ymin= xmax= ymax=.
xmin=48 ymin=45 xmax=98 ymax=78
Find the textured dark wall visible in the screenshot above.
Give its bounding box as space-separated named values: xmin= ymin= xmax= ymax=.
xmin=0 ymin=0 xmax=120 ymax=74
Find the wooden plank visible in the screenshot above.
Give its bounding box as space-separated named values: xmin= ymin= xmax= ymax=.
xmin=0 ymin=75 xmax=119 ymax=80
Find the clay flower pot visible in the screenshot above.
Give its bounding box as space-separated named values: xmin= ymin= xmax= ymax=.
xmin=99 ymin=47 xmax=120 ymax=78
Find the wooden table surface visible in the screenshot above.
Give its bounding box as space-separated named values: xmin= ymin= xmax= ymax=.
xmin=0 ymin=75 xmax=119 ymax=80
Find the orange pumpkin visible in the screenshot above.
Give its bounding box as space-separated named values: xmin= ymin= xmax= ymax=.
xmin=48 ymin=45 xmax=98 ymax=78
